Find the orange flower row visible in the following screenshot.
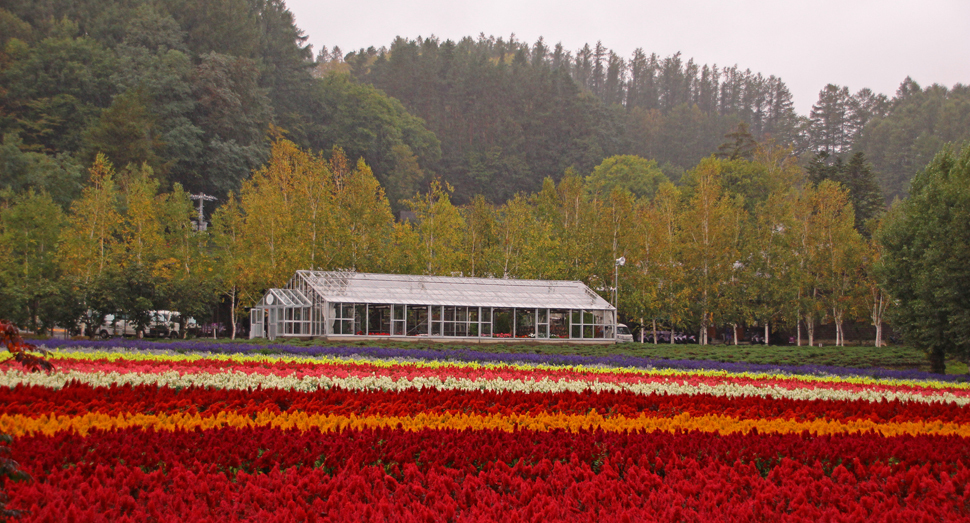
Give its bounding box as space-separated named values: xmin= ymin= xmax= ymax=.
xmin=4 ymin=409 xmax=968 ymax=439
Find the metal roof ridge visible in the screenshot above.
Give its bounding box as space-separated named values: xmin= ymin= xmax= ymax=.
xmin=298 ymin=270 xmax=584 ymax=286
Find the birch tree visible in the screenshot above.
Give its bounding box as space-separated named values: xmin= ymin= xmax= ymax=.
xmin=461 ymin=195 xmax=496 ymax=277
xmin=743 ymin=191 xmax=797 ymax=344
xmin=59 ymin=154 xmax=123 ymax=332
xmin=405 ymin=180 xmax=465 ymax=275
xmin=679 ymin=159 xmax=745 ymax=344
xmin=332 ymin=158 xmax=394 ymax=272
xmin=653 ymin=182 xmax=690 ymax=343
xmin=811 ymin=180 xmax=863 ymax=346
xmin=211 ymin=193 xmax=248 ymax=339
xmin=861 ymin=226 xmax=891 ymax=347
xmin=60 ymin=154 xmax=122 ymax=284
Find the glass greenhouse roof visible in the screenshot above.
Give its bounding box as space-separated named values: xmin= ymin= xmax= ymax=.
xmin=258 ymin=288 xmax=312 ymax=307
xmin=291 ymin=271 xmax=614 ymax=310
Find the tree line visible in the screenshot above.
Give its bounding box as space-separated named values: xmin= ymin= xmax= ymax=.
xmin=1 ymin=137 xmax=893 ymax=349
xmin=4 ymin=1 xmax=967 ymax=215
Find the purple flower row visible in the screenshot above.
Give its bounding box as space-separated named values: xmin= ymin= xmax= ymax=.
xmin=37 ymin=338 xmax=970 ymax=384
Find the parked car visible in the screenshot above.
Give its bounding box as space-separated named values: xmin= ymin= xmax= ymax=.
xmin=639 ymin=331 xmax=698 ymax=344
xmin=93 ymin=310 xmax=184 ymax=339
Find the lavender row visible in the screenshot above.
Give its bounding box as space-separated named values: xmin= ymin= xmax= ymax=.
xmin=36 ymin=338 xmax=969 ymax=384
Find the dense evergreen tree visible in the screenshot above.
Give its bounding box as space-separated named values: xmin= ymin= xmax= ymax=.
xmin=877 ymin=143 xmax=970 ymax=373
xmin=807 ymin=151 xmax=884 ymax=232
xmin=807 ymin=85 xmax=854 ymax=156
xmin=716 ymin=122 xmax=757 ymax=160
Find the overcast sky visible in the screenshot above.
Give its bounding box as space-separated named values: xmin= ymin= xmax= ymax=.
xmin=283 ymin=0 xmax=969 ymax=116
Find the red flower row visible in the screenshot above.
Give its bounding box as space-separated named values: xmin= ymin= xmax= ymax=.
xmin=7 ymin=447 xmax=970 ymax=522
xmin=12 ymin=426 xmax=970 ymax=479
xmin=3 ymin=381 xmax=968 ymax=426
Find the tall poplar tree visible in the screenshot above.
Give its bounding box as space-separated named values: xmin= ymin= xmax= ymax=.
xmin=811 ymin=180 xmax=863 ymax=346
xmin=60 ymin=154 xmax=122 ymax=283
xmin=461 ymin=195 xmax=497 ymax=277
xmin=210 ymin=192 xmax=248 ymax=339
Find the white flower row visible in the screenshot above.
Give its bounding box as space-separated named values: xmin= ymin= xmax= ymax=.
xmin=46 ymin=348 xmax=970 ymax=393
xmin=2 ymin=368 xmax=967 ymax=407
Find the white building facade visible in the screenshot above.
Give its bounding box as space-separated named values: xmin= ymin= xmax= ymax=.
xmin=250 ymin=271 xmax=619 ymax=343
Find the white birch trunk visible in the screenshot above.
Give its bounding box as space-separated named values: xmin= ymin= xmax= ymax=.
xmin=833 ymin=307 xmax=844 ymax=346
xmin=871 ymin=293 xmax=887 ymax=347
xmin=230 ymin=287 xmax=237 ymax=340
xmin=806 ymin=315 xmax=815 ymax=347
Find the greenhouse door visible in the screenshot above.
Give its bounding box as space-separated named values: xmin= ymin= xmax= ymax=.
xmin=250 ymin=308 xmax=264 ymax=339
xmin=267 ymin=308 xmax=278 ymax=340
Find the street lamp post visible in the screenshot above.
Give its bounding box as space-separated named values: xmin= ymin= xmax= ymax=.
xmin=614 ymin=256 xmax=626 ymax=307
xmin=614 ymin=257 xmax=626 ymax=340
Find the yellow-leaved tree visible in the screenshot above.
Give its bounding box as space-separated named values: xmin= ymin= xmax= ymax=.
xmin=332 ymin=157 xmax=395 ymax=272
xmin=678 ymin=158 xmax=745 ymax=345
xmin=59 ymin=154 xmax=122 ymax=332
xmin=405 ymin=179 xmax=466 ymax=275
xmin=810 ymin=180 xmax=864 ymax=346
xmin=210 ymin=193 xmax=249 ymax=339
xmin=237 ymin=139 xmax=332 ymax=290
xmin=60 ymin=154 xmax=122 ymax=284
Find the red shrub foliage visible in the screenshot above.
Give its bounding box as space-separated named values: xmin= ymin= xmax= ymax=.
xmin=0 ymin=320 xmax=52 ymax=373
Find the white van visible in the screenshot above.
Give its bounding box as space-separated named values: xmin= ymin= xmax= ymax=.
xmin=605 ymin=323 xmax=635 ymax=343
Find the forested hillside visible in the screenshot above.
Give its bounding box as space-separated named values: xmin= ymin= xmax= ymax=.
xmin=339 ymin=36 xmax=800 ymax=202
xmin=2 ymin=0 xmax=967 ymax=208
xmin=338 ymin=36 xmax=969 ymax=203
xmin=0 ymin=0 xmax=438 ymax=206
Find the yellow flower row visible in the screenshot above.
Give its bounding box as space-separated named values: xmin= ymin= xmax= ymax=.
xmin=46 ymin=349 xmax=970 ymax=392
xmin=4 ymin=409 xmax=968 ymax=439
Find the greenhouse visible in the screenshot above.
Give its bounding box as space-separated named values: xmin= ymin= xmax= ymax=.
xmin=250 ymin=271 xmax=619 ymax=342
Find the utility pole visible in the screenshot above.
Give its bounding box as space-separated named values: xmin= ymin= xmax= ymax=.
xmin=190 ymin=193 xmax=217 ymax=232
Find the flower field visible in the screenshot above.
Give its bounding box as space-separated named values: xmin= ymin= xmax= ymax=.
xmin=3 ymin=343 xmax=970 ymax=521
